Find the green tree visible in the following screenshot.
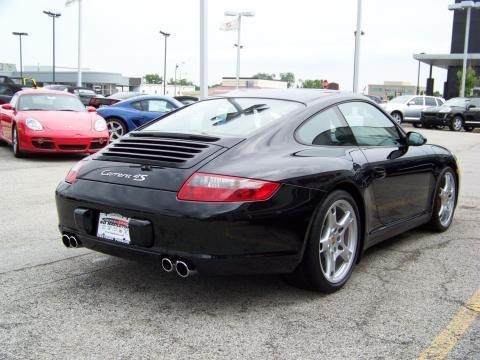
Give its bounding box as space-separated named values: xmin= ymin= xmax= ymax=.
xmin=252 ymin=72 xmax=275 ymax=80
xmin=302 ymin=79 xmax=324 ymax=89
xmin=144 ymin=73 xmax=163 ymax=84
xmin=456 ymin=66 xmax=479 ymax=96
xmin=279 ymin=72 xmax=295 ymax=88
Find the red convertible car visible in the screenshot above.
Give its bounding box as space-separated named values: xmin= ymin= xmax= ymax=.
xmin=0 ymin=90 xmax=109 ymax=157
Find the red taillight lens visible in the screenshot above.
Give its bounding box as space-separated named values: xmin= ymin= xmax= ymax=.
xmin=178 ymin=173 xmax=281 ymax=202
xmin=65 ymin=158 xmax=89 ymax=184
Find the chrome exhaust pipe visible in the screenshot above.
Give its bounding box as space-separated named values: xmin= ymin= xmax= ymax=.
xmin=161 ymin=257 xmax=174 ymax=272
xmin=69 ymin=236 xmax=80 ymax=248
xmin=175 ymin=260 xmax=196 ymax=278
xmin=62 ymin=234 xmax=71 ymax=248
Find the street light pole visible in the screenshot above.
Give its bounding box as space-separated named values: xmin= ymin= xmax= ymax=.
xmin=199 ymin=0 xmax=208 ymax=99
xmin=66 ymin=0 xmax=83 ymax=87
xmin=43 ymin=10 xmax=61 ymax=83
xmin=12 ymin=32 xmax=28 ymax=80
xmin=174 ymin=63 xmax=179 ymax=96
xmin=353 ymin=0 xmax=363 ymax=93
xmin=416 ymin=52 xmax=425 ymax=95
xmin=225 ymin=11 xmax=255 ymax=89
xmin=159 ymin=30 xmax=170 ymax=95
xmin=448 ymin=1 xmax=480 ymax=97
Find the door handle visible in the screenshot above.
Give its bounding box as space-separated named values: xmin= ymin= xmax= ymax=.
xmin=373 ymin=167 xmax=386 ymax=179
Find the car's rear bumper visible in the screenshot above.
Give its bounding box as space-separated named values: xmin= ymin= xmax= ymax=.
xmin=56 ymin=179 xmax=322 ymax=275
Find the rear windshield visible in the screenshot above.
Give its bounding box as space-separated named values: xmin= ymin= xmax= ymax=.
xmin=143 ymin=97 xmax=304 ymax=137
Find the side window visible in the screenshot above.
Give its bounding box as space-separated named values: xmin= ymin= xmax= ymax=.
xmin=0 ymin=85 xmax=13 ymax=96
xmin=412 ymin=97 xmax=424 ymax=106
xmin=425 ymin=97 xmax=436 ymax=106
xmin=146 ymin=99 xmax=170 ymax=112
xmin=131 ymin=101 xmax=144 ymax=111
xmin=10 ymin=94 xmax=18 ymax=108
xmin=296 ymin=107 xmax=356 ymax=146
xmin=338 ymin=102 xmax=402 ymax=147
xmin=436 ymin=98 xmax=445 ymax=106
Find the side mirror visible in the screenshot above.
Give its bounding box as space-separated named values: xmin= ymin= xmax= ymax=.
xmin=86 ymin=106 xmax=97 ymax=113
xmin=407 ymin=101 xmax=415 ymax=106
xmin=1 ymin=103 xmax=14 ymax=110
xmin=406 ymin=131 xmax=426 ymax=146
xmin=467 ymin=104 xmax=476 ymax=110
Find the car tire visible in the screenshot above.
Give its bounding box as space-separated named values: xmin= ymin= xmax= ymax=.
xmin=427 ymin=167 xmax=457 ymax=232
xmin=465 ymin=126 xmax=474 ymax=132
xmin=106 ymin=117 xmax=127 ymax=141
xmin=391 ymin=112 xmax=403 ymax=125
xmin=284 ymin=190 xmax=361 ymax=293
xmin=449 ymin=115 xmax=463 ymax=131
xmin=413 ymin=123 xmax=423 ymax=128
xmin=12 ymin=125 xmax=24 ymax=158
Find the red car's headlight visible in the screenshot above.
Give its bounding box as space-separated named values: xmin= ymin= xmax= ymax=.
xmin=178 ymin=173 xmax=280 ymax=202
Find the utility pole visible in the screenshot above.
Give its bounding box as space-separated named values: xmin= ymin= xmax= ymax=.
xmin=12 ymin=32 xmax=28 ymax=80
xmin=353 ymin=0 xmax=362 ymax=93
xmin=43 ymin=10 xmax=61 ymax=83
xmin=200 ymin=0 xmax=208 ymax=99
xmin=159 ymin=30 xmax=170 ymax=95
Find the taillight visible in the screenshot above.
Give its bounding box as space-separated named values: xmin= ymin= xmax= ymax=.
xmin=177 ymin=173 xmax=280 ymax=202
xmin=65 ymin=158 xmax=89 ymax=184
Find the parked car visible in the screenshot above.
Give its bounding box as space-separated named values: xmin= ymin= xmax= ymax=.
xmin=0 ymin=75 xmax=38 ymax=88
xmin=97 ymin=95 xmax=183 ymax=140
xmin=0 ymin=82 xmax=23 ymax=97
xmin=56 ymin=89 xmax=458 ymax=292
xmin=44 ymin=85 xmax=98 ymax=106
xmin=0 ymin=89 xmax=109 ymax=157
xmin=88 ymin=91 xmax=143 ymax=109
xmin=381 ymin=95 xmax=445 ymax=126
xmin=421 ymin=97 xmax=480 ymax=131
xmin=364 ymin=94 xmax=383 ymax=104
xmin=174 ymin=95 xmax=199 ymax=105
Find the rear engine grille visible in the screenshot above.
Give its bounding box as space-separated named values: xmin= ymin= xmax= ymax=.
xmin=97 ymin=134 xmax=221 ymax=167
xmin=59 ymin=144 xmax=87 ymax=150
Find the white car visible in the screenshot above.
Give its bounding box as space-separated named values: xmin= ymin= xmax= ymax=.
xmin=381 ymin=95 xmax=445 ymax=126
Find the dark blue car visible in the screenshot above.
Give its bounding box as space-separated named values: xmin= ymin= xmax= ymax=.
xmin=97 ymin=95 xmax=183 ymax=140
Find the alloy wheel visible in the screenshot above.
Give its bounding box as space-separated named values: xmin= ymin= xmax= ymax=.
xmin=318 ymin=199 xmax=358 ymax=283
xmin=12 ymin=127 xmax=18 ymax=154
xmin=438 ymin=172 xmax=456 ymax=227
xmin=107 ymin=119 xmax=125 ymax=141
xmin=391 ymin=113 xmax=402 ymax=125
xmin=451 ymin=116 xmax=463 ymax=131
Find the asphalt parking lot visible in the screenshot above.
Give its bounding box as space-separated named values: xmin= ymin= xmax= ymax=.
xmin=1 ymin=127 xmax=479 ymax=359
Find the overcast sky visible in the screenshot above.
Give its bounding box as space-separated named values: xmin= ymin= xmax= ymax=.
xmin=0 ymin=0 xmax=453 ymax=92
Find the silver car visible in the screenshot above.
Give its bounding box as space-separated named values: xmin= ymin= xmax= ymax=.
xmin=381 ymin=95 xmax=445 ymax=126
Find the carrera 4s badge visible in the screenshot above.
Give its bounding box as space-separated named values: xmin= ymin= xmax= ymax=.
xmin=100 ymin=170 xmax=149 ymax=182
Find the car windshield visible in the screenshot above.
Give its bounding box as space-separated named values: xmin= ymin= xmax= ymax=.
xmin=388 ymin=95 xmax=412 ymax=104
xmin=444 ymin=98 xmax=469 ymax=107
xmin=143 ymin=97 xmax=305 ymax=137
xmin=18 ymin=94 xmax=86 ymax=112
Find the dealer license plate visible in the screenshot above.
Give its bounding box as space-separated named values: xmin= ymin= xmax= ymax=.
xmin=97 ymin=213 xmax=131 ymax=244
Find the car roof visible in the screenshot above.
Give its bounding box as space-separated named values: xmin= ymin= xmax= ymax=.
xmin=16 ymin=89 xmax=78 ymax=97
xmin=217 ymin=88 xmax=355 ymax=104
xmin=123 ymin=95 xmax=178 ymax=102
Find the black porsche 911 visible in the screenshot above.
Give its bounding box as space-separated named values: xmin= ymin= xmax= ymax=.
xmin=56 ymin=89 xmax=459 ymax=292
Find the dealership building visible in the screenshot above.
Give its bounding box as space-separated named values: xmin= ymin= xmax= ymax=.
xmin=0 ymin=64 xmax=141 ymax=95
xmin=414 ymin=0 xmax=480 ymax=98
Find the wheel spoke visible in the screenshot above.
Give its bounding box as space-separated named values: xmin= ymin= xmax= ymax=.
xmin=337 ymin=211 xmax=352 ymax=233
xmin=339 ymin=247 xmax=352 ymax=262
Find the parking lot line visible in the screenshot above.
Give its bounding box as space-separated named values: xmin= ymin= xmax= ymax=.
xmin=418 ymin=289 xmax=480 ymax=360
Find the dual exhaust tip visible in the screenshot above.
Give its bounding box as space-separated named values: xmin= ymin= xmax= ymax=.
xmin=62 ymin=233 xmax=82 ymax=248
xmin=161 ymin=257 xmax=196 ymax=278
xmin=62 ymin=234 xmax=194 ymax=277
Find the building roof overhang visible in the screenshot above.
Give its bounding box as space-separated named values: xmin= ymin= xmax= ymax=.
xmin=413 ymin=53 xmax=480 ymax=69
